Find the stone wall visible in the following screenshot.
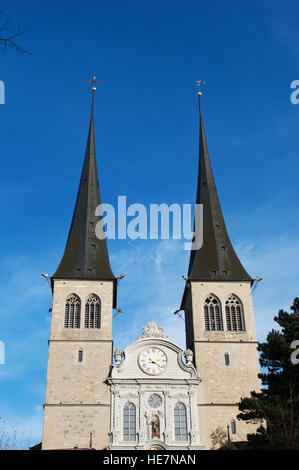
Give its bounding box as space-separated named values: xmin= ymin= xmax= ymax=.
xmin=185 ymin=281 xmax=261 ymax=449
xmin=42 ymin=279 xmax=114 ymax=450
xmin=42 ymin=405 xmax=110 ymax=449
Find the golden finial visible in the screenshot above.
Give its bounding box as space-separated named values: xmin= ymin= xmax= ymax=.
xmin=88 ymin=76 xmax=102 ymax=92
xmin=196 ymin=79 xmax=206 ymax=96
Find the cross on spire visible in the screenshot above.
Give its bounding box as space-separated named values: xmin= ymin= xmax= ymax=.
xmin=196 ymin=79 xmax=205 ymax=96
xmin=88 ymin=76 xmax=102 ymax=92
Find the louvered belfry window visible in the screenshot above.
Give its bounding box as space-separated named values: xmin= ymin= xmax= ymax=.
xmin=84 ymin=294 xmax=101 ymax=329
xmin=64 ymin=295 xmax=81 ymax=328
xmin=225 ymin=295 xmax=245 ymax=331
xmin=204 ymin=294 xmax=223 ymax=331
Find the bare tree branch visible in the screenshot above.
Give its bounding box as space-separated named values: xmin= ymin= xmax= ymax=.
xmin=0 ymin=12 xmax=31 ymax=55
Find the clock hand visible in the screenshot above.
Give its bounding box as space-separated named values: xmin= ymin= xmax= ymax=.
xmin=150 ymin=359 xmax=164 ymax=368
xmin=154 ymin=357 xmax=166 ymax=366
xmin=152 ymin=356 xmax=164 ymax=363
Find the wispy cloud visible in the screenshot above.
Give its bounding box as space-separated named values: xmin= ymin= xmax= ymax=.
xmin=0 ymin=254 xmax=51 ymax=380
xmin=0 ymin=401 xmax=43 ymax=449
xmin=237 ymin=233 xmax=299 ymax=338
xmin=112 ymin=239 xmax=188 ymax=350
xmin=0 ymin=205 xmax=298 ymax=447
xmin=0 ymin=253 xmax=50 ymax=446
xmin=271 ymin=16 xmax=299 ymax=57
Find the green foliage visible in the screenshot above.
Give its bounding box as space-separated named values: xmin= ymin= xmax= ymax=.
xmin=237 ymin=297 xmax=299 ymax=450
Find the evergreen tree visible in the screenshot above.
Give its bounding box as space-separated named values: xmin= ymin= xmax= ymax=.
xmin=237 ymin=297 xmax=299 ymax=450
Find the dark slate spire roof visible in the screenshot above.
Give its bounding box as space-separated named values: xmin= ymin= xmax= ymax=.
xmin=52 ymin=93 xmax=115 ymax=283
xmin=187 ymin=94 xmax=252 ymax=282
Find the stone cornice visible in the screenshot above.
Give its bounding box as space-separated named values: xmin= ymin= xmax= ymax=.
xmin=48 ymin=339 xmax=113 ymax=343
xmin=197 ymin=403 xmax=239 ymax=406
xmin=44 ymin=403 xmax=110 ymax=407
xmin=193 ymin=340 xmax=258 ymax=344
xmin=107 ymin=378 xmax=200 ymax=385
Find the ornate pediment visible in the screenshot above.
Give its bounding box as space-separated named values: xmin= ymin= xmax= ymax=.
xmin=137 ymin=322 xmax=169 ymax=340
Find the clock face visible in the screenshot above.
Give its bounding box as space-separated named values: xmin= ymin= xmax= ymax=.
xmin=138 ymin=347 xmax=167 ymax=376
xmin=148 ymin=394 xmax=162 ymax=408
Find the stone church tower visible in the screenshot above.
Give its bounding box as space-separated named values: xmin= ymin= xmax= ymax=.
xmin=41 ymin=87 xmax=261 ymax=450
xmin=181 ymin=91 xmax=261 ymax=449
xmin=42 ymin=91 xmax=116 ymax=450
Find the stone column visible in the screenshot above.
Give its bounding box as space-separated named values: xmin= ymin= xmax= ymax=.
xmin=164 ymin=390 xmax=172 ymax=446
xmin=137 ymin=388 xmax=146 ymax=448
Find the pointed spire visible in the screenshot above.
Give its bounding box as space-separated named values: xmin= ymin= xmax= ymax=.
xmin=52 ymin=91 xmax=115 ymax=282
xmin=187 ymin=92 xmax=252 ymax=282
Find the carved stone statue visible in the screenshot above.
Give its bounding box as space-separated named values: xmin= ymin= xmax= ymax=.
xmin=184 ymin=349 xmax=194 ymax=366
xmin=114 ymin=348 xmax=123 ymax=365
xmin=150 ymin=415 xmax=160 ymax=439
xmin=138 ymin=322 xmax=169 ymax=340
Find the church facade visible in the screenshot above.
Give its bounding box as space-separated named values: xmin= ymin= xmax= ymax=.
xmin=41 ymin=88 xmax=261 ymax=450
xmin=108 ymin=321 xmax=203 ymax=450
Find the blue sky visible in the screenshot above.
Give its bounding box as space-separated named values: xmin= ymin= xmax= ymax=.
xmin=0 ymin=0 xmax=299 ymax=447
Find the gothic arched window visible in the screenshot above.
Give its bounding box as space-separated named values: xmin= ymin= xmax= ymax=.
xmin=64 ymin=294 xmax=80 ymax=328
xmin=84 ymin=294 xmax=101 ymax=329
xmin=174 ymin=403 xmax=188 ymax=441
xmin=123 ymin=402 xmax=136 ymax=441
xmin=204 ymin=295 xmax=223 ymax=331
xmin=225 ymin=295 xmax=245 ymax=331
